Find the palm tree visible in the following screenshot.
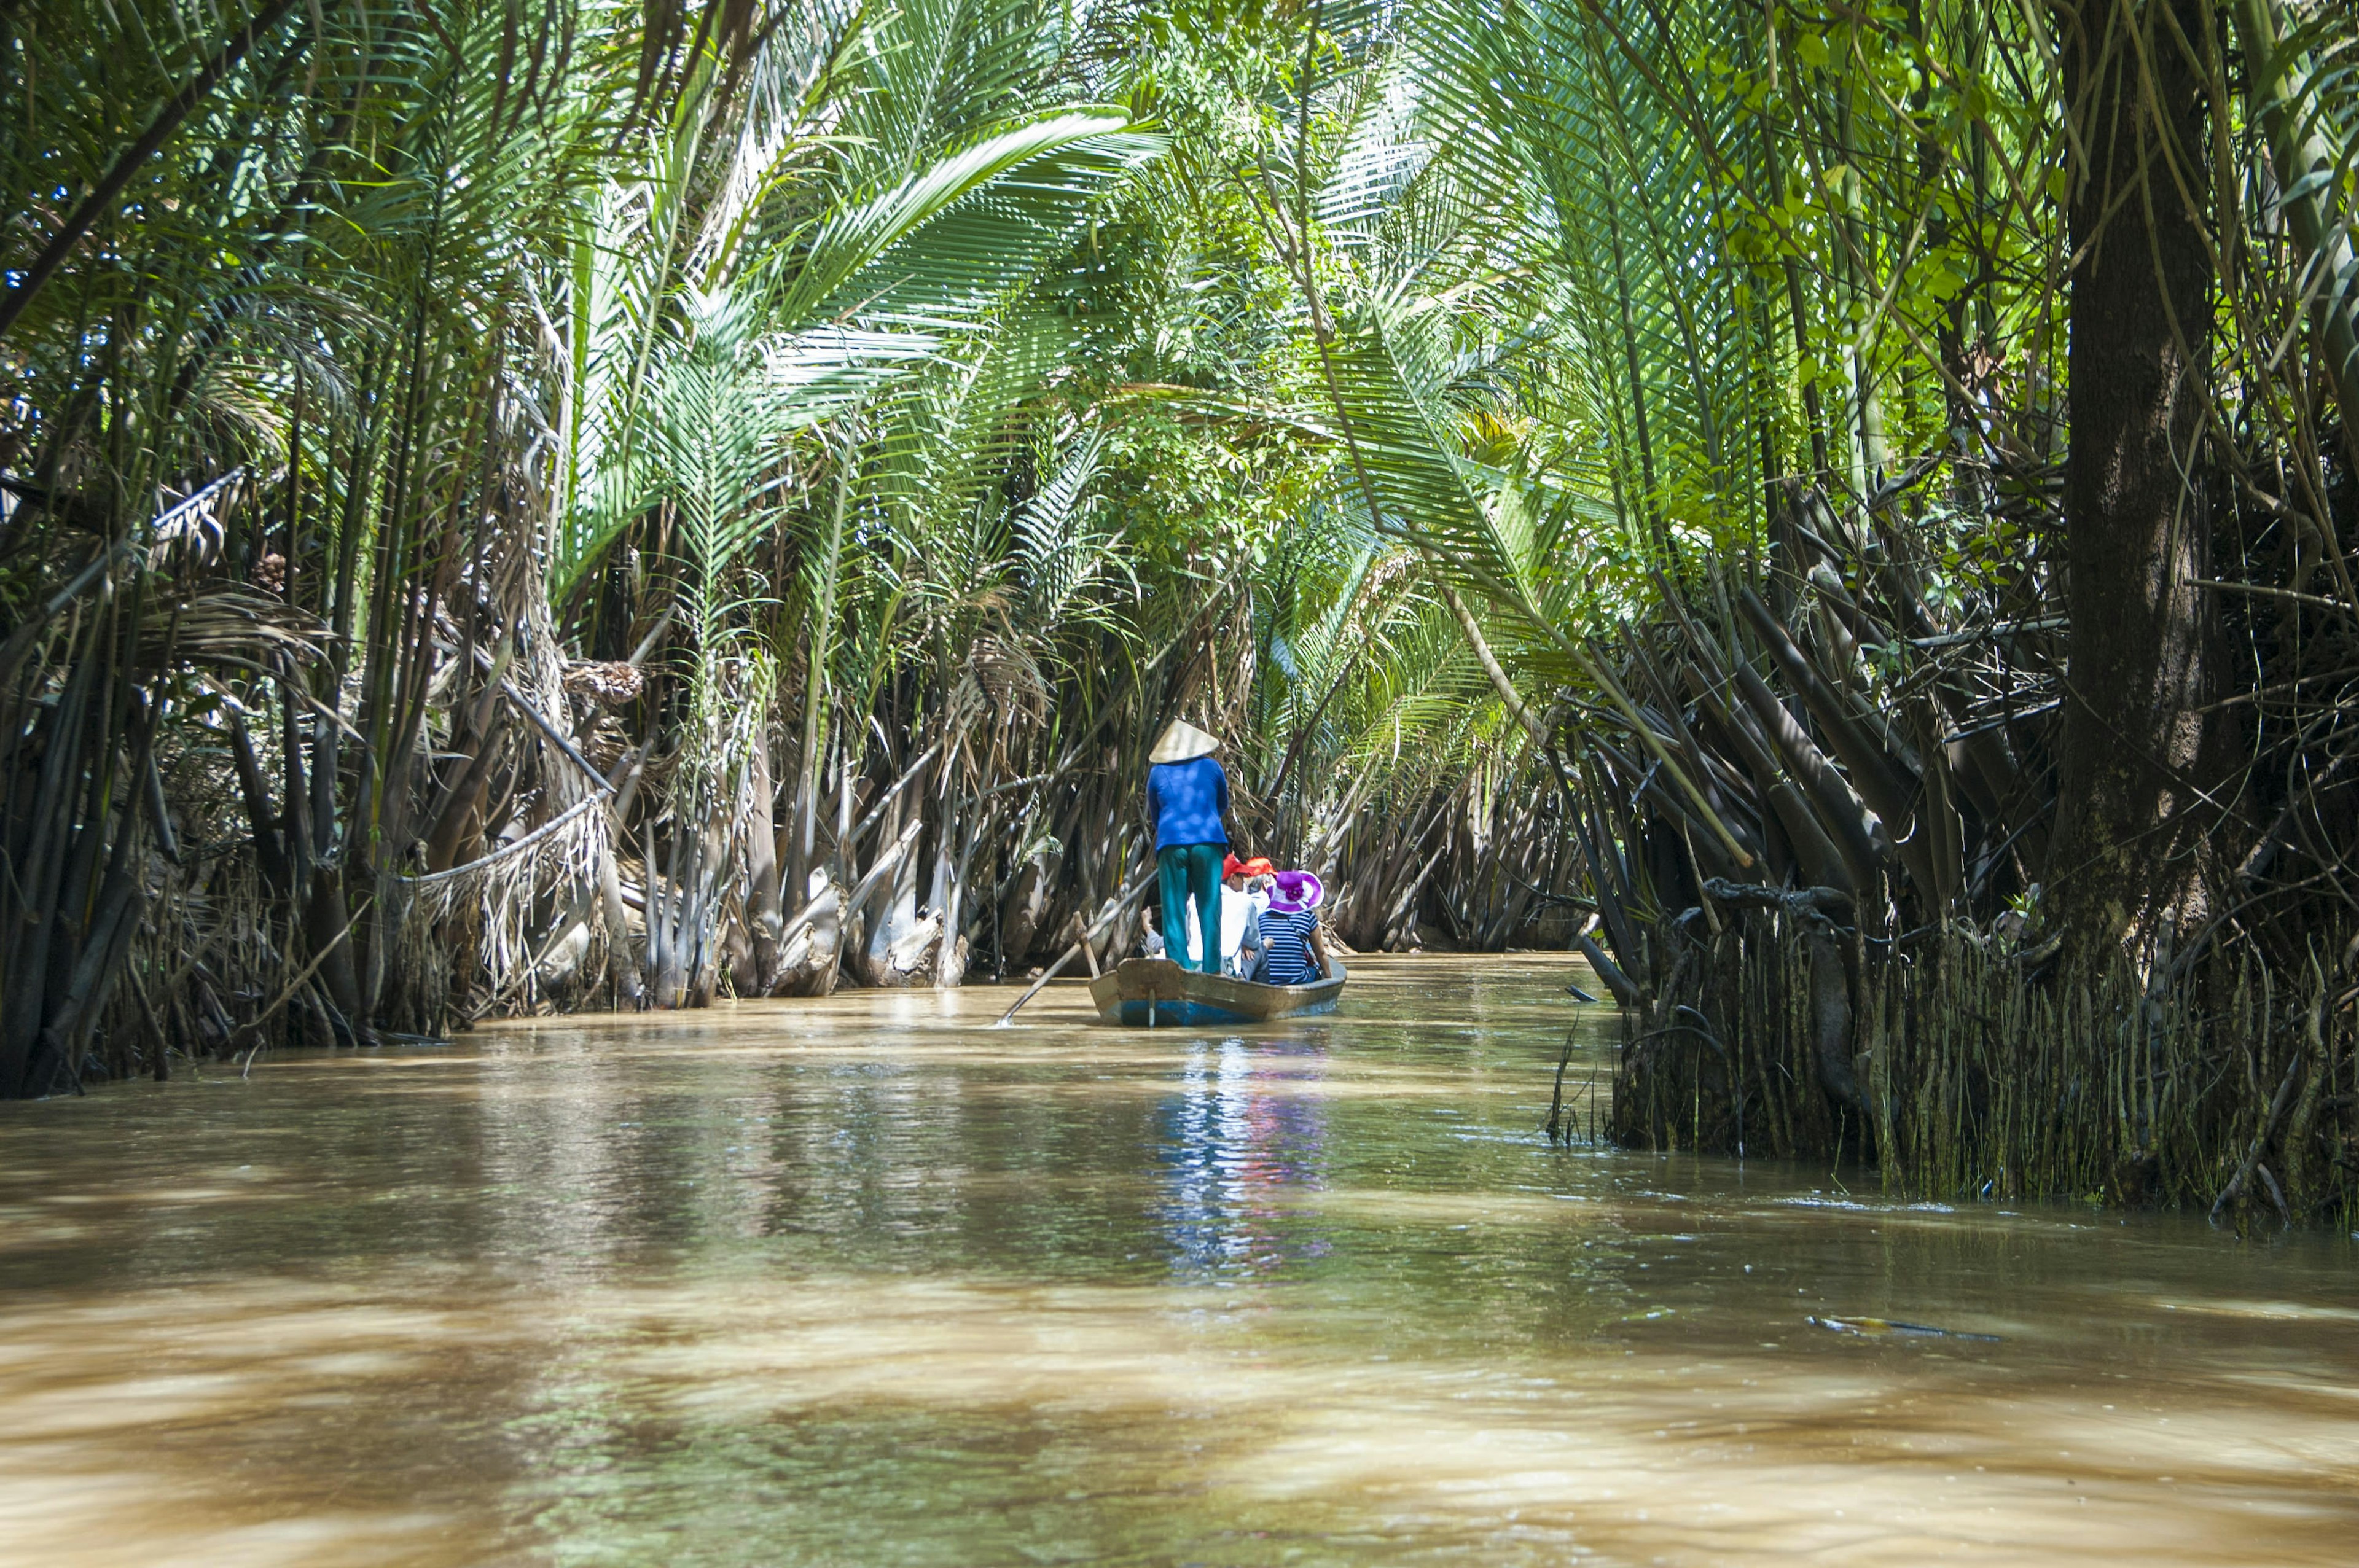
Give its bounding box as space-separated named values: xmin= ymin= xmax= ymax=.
xmin=1265 ymin=0 xmax=2357 ymax=1209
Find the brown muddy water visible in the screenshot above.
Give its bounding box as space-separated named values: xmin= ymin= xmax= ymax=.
xmin=1 ymin=955 xmax=2354 ymax=1566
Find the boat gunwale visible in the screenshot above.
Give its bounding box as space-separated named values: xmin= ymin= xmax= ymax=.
xmin=1087 ymin=957 xmax=1346 ymax=1026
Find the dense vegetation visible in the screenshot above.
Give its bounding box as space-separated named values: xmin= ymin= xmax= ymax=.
xmin=3 ymin=0 xmax=2353 ymax=1219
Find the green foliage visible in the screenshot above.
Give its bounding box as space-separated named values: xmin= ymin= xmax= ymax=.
xmin=14 ymin=0 xmax=2355 ymax=1048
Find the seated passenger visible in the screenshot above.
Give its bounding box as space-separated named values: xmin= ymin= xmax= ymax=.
xmin=1219 ymin=853 xmax=1268 ymax=978
xmin=1252 ymin=870 xmax=1331 ymax=986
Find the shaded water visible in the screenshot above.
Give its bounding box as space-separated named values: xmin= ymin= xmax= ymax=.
xmin=2 ymin=955 xmax=2354 ymax=1566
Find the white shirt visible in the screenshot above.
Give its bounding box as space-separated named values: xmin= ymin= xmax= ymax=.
xmin=1180 ymin=887 xmax=1261 ymax=966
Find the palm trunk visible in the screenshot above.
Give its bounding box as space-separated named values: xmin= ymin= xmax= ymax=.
xmin=2048 ymin=0 xmax=2221 ymax=954
xmin=745 ymin=727 xmax=786 ymax=991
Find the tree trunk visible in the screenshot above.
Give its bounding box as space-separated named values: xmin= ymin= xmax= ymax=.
xmin=2048 ymin=0 xmax=2220 ymax=954
xmin=744 ymin=729 xmax=786 ymax=991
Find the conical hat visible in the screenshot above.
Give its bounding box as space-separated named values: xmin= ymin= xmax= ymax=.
xmin=1148 ymin=719 xmax=1219 ymax=764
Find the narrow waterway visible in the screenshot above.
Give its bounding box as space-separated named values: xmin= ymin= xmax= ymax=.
xmin=1 ymin=956 xmax=2353 ymax=1566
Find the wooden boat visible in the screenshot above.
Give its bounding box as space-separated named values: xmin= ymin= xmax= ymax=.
xmin=1088 ymin=956 xmax=1347 ymax=1028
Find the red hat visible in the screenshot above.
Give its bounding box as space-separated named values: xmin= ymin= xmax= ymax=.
xmin=1224 ymin=854 xmax=1276 ymax=878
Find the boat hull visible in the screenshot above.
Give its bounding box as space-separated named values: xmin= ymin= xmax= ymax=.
xmin=1087 ymin=958 xmax=1346 ymax=1027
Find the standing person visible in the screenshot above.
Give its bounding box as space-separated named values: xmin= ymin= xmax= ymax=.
xmin=1144 ymin=720 xmax=1229 ymax=975
xmin=1254 ymin=870 xmax=1331 ymax=985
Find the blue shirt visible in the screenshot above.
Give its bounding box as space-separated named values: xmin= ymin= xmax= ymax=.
xmin=1258 ymin=907 xmax=1320 ymax=985
xmin=1148 ymin=756 xmax=1229 ymax=849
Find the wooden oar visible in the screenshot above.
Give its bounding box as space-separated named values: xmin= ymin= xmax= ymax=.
xmin=993 ymin=868 xmax=1157 ymax=1026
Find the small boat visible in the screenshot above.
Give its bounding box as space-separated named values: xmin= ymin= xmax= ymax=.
xmin=1089 ymin=957 xmax=1347 ymax=1028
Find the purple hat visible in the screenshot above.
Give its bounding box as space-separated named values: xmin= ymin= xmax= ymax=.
xmin=1267 ymin=869 xmax=1324 ymax=913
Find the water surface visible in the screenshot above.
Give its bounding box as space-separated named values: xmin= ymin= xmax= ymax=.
xmin=2 ymin=956 xmax=2353 ymax=1564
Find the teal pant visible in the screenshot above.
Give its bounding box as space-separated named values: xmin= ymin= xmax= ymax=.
xmin=1157 ymin=843 xmax=1224 ymax=974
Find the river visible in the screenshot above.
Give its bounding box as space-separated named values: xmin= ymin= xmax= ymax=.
xmin=1 ymin=955 xmax=2353 ymax=1565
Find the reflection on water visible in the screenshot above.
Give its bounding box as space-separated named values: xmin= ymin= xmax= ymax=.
xmin=1160 ymin=1036 xmax=1330 ymax=1281
xmin=0 ymin=956 xmax=2355 ymax=1566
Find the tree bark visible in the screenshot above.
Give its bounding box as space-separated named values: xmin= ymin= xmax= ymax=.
xmin=744 ymin=728 xmax=786 ymax=991
xmin=2048 ymin=0 xmax=2220 ymax=954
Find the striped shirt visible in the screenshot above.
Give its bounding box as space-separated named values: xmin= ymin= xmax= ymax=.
xmin=1258 ymin=907 xmax=1321 ymax=985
